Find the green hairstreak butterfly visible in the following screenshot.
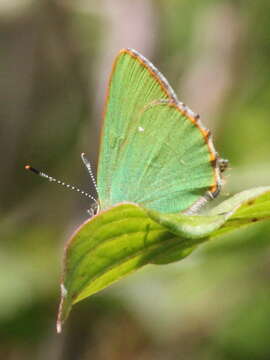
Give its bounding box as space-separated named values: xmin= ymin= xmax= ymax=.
xmin=26 ymin=48 xmax=227 ymax=215
xmin=97 ymin=48 xmax=227 ymax=214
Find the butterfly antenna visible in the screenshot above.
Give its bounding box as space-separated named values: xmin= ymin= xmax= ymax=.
xmin=25 ymin=164 xmax=98 ymax=204
xmin=81 ymin=153 xmax=99 ymax=196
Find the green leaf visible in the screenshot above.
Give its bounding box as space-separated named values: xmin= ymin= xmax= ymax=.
xmin=146 ymin=211 xmax=230 ymax=239
xmin=57 ymin=187 xmax=270 ymax=332
xmin=57 ymin=203 xmax=186 ymax=331
xmin=149 ymin=186 xmax=270 ymax=240
xmin=209 ymin=186 xmax=270 ymax=238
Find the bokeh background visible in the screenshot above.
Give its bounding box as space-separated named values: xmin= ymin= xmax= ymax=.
xmin=1 ymin=0 xmax=270 ymax=359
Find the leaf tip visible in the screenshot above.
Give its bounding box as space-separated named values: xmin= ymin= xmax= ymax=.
xmin=56 ymin=283 xmax=69 ymax=334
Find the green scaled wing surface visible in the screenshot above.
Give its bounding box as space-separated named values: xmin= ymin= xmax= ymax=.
xmin=97 ymin=49 xmax=222 ymax=213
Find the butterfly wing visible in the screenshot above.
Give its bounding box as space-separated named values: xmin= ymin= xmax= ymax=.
xmin=97 ymin=49 xmax=221 ymax=213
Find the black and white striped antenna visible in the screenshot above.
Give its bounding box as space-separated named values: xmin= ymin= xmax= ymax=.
xmin=25 ymin=153 xmax=99 ymax=213
xmin=81 ymin=152 xmax=99 ymax=196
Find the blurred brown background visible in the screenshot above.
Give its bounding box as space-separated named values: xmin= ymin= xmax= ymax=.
xmin=1 ymin=0 xmax=270 ymax=359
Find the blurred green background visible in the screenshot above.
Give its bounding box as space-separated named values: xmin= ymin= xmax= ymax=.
xmin=1 ymin=0 xmax=270 ymax=359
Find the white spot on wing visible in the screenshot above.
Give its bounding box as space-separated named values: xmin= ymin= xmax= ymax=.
xmin=138 ymin=126 xmax=144 ymax=132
